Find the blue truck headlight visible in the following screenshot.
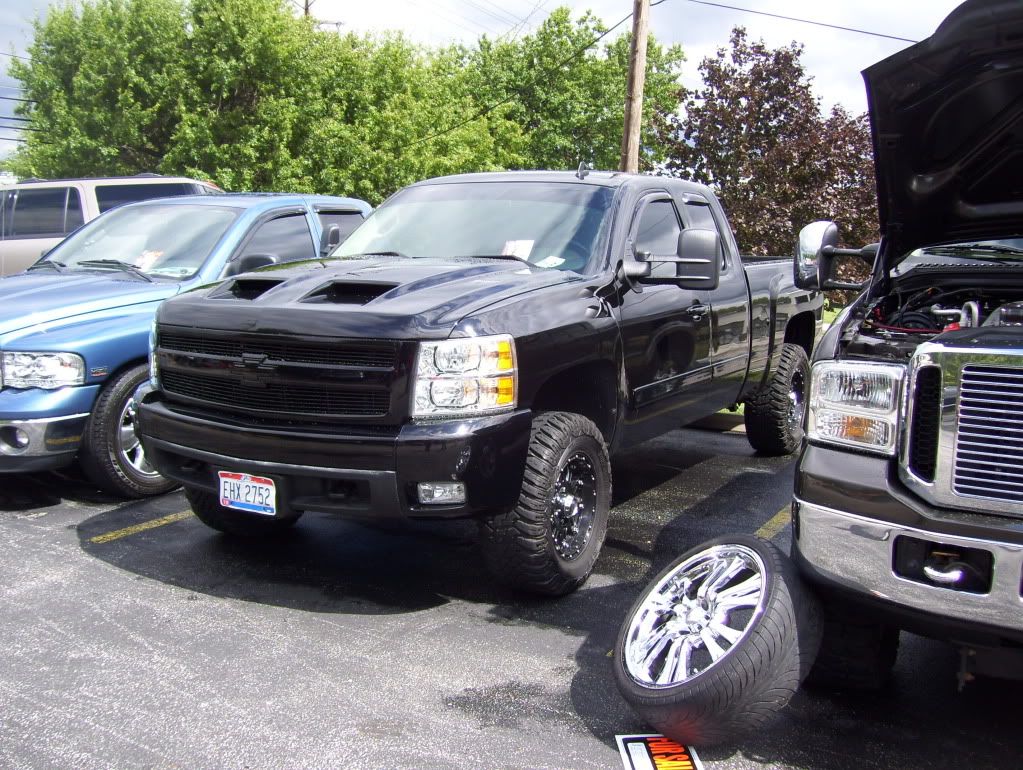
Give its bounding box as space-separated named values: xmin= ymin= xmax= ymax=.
xmin=1 ymin=351 xmax=86 ymax=390
xmin=413 ymin=335 xmax=517 ymax=418
xmin=807 ymin=361 xmax=905 ymax=455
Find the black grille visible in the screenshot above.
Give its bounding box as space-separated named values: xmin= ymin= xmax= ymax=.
xmin=161 ymin=371 xmax=390 ymax=417
xmin=159 ymin=330 xmax=397 ymax=369
xmin=954 ymin=365 xmax=1023 ymax=504
xmin=908 ymin=366 xmax=941 ymax=481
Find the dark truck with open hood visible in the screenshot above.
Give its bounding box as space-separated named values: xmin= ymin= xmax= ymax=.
xmin=610 ymin=0 xmax=1023 ymax=751
xmin=792 ymin=0 xmax=1023 ymax=688
xmin=136 ymin=170 xmax=821 ymax=595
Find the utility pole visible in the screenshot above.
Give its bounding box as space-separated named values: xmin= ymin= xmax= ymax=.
xmin=619 ymin=0 xmax=650 ymax=174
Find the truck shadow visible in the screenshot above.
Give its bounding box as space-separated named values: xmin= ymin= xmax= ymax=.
xmin=0 ymin=467 xmax=121 ymax=511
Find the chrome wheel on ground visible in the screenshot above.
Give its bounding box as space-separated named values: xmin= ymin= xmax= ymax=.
xmin=623 ymin=545 xmax=766 ymax=688
xmin=614 ymin=534 xmax=822 ymax=747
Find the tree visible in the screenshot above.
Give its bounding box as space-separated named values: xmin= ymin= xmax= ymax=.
xmin=658 ymin=27 xmax=878 ymax=271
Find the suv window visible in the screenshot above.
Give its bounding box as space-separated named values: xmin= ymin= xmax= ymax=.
xmin=317 ymin=210 xmax=364 ymax=244
xmin=95 ymin=182 xmax=194 ymax=213
xmin=241 ymin=213 xmax=316 ymax=263
xmin=6 ymin=187 xmax=83 ymax=237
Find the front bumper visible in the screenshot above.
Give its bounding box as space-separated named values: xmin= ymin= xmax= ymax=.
xmin=137 ymin=396 xmax=532 ymax=520
xmin=0 ymin=385 xmax=100 ymax=471
xmin=793 ymin=444 xmax=1023 ymax=645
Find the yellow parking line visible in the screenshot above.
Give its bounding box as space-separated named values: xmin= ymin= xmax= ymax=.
xmin=89 ymin=511 xmax=193 ymax=544
xmin=755 ymin=505 xmax=791 ymax=540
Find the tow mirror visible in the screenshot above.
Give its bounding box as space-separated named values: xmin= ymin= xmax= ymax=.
xmin=634 ymin=229 xmax=721 ymax=289
xmin=796 ymin=220 xmax=874 ymax=291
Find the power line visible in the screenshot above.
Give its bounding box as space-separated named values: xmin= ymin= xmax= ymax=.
xmin=0 ymin=123 xmax=41 ymax=132
xmin=456 ymin=0 xmax=520 ymax=28
xmin=681 ymin=0 xmax=918 ymax=44
xmin=0 ymin=51 xmax=31 ymax=62
xmin=411 ymin=7 xmax=635 ymax=148
xmin=0 ymin=95 xmax=34 ymax=104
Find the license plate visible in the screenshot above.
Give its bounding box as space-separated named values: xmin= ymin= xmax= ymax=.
xmin=218 ymin=471 xmax=276 ymax=516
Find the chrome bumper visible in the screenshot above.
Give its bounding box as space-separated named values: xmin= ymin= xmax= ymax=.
xmin=0 ymin=413 xmax=90 ymax=458
xmin=793 ymin=498 xmax=1023 ymax=634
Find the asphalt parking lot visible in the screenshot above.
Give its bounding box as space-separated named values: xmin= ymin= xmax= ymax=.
xmin=1 ymin=419 xmax=1018 ymax=770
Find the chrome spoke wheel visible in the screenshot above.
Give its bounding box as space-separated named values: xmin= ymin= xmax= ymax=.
xmin=549 ymin=451 xmax=597 ymax=560
xmin=117 ymin=399 xmax=158 ymax=477
xmin=786 ymin=368 xmax=807 ymax=436
xmin=623 ymin=544 xmax=767 ymax=687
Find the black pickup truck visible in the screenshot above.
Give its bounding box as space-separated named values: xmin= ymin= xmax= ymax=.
xmin=137 ymin=171 xmax=821 ymax=594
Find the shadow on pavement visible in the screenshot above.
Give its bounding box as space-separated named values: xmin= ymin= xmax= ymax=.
xmin=0 ymin=467 xmax=120 ymax=512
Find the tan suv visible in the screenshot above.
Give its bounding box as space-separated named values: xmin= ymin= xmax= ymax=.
xmin=0 ymin=175 xmax=222 ymax=276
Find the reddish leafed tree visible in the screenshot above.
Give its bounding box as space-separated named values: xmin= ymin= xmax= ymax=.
xmin=657 ymin=27 xmax=878 ymax=279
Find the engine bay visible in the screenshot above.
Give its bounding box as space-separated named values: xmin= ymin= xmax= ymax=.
xmin=842 ymin=277 xmax=1023 ymax=361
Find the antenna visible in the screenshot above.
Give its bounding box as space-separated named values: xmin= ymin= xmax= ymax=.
xmin=576 ymin=161 xmax=593 ymax=180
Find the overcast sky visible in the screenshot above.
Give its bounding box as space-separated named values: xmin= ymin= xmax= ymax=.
xmin=2 ymin=0 xmax=966 ymax=158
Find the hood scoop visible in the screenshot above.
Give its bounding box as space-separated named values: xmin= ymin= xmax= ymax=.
xmin=211 ymin=278 xmax=285 ymax=301
xmin=301 ymin=281 xmax=398 ymax=305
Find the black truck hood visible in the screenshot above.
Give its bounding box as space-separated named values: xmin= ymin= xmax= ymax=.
xmin=157 ymin=257 xmax=583 ymax=338
xmin=865 ymin=0 xmax=1023 ymax=263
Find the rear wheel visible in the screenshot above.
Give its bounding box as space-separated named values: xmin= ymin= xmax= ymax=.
xmin=614 ymin=535 xmax=821 ymax=747
xmin=186 ymin=487 xmax=301 ymax=537
xmin=80 ymin=364 xmax=178 ymax=498
xmin=744 ymin=343 xmax=810 ymax=456
xmin=479 ymin=411 xmax=611 ymax=596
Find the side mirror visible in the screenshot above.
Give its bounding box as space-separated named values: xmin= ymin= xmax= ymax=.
xmin=320 ymin=224 xmax=341 ymax=256
xmin=795 ymin=220 xmax=838 ymax=289
xmin=631 ymin=230 xmax=722 ymax=289
xmin=227 ymin=252 xmax=278 ymax=276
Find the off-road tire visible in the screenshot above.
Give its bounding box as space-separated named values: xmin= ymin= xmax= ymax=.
xmin=479 ymin=412 xmax=611 ymax=597
xmin=186 ymin=487 xmax=301 ymax=537
xmin=614 ymin=535 xmax=822 ymax=747
xmin=805 ymin=600 xmax=899 ymax=690
xmin=79 ymin=364 xmax=179 ymax=498
xmin=744 ymin=343 xmax=810 ymax=456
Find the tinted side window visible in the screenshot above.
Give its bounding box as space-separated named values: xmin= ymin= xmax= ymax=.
xmin=636 ymin=199 xmax=681 ymax=256
xmin=317 ymin=210 xmax=365 ymax=243
xmin=11 ymin=188 xmax=69 ymax=236
xmin=242 ymin=214 xmax=316 ymax=263
xmin=95 ymin=182 xmax=192 ymax=212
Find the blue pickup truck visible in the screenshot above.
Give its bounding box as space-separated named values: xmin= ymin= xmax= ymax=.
xmin=0 ymin=193 xmax=371 ymax=496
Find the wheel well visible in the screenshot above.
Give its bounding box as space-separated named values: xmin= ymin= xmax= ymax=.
xmin=97 ymin=357 xmax=149 ymax=392
xmin=529 ymin=362 xmax=618 ymax=443
xmin=783 ymin=311 xmax=816 ymax=357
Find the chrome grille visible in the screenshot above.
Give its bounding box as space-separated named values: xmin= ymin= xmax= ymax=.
xmin=954 ymin=365 xmax=1023 ymax=503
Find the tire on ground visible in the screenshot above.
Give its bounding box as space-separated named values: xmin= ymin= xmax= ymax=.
xmin=614 ymin=534 xmax=821 ymax=747
xmin=805 ymin=599 xmax=899 ymax=690
xmin=79 ymin=363 xmax=179 ymax=498
xmin=479 ymin=411 xmax=611 ymax=597
xmin=744 ymin=342 xmax=810 ymax=456
xmin=186 ymin=487 xmax=301 ymax=537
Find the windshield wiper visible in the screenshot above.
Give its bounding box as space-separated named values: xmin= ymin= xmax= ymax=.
xmin=924 ymin=243 xmax=1023 ymax=256
xmin=27 ymin=260 xmax=67 ymax=273
xmin=454 ymin=253 xmax=531 ymax=264
xmin=76 ymin=259 xmax=155 ymax=282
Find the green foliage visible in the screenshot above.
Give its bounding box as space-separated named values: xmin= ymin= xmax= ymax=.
xmin=7 ymin=0 xmax=684 ymax=203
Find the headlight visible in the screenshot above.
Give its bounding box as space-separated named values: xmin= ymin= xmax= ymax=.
xmin=807 ymin=361 xmax=904 ymax=455
xmin=1 ymin=351 xmax=86 ymax=390
xmin=413 ymin=335 xmax=517 ymax=418
xmin=148 ymin=319 xmax=160 ymax=388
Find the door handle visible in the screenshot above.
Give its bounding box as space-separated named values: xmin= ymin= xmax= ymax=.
xmin=685 ymin=303 xmax=709 ymax=320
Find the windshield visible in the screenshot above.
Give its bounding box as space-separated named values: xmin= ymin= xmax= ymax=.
xmin=334 ymin=182 xmax=615 ymax=272
xmin=40 ymin=203 xmax=240 ymax=279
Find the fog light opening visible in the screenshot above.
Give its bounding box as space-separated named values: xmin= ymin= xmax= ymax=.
xmin=417 ymin=481 xmax=466 ymax=505
xmin=0 ymin=426 xmax=30 ymax=451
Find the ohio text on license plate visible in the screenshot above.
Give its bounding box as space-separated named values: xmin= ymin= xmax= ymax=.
xmin=218 ymin=471 xmax=276 ymax=516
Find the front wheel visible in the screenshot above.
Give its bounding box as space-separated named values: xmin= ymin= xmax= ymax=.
xmin=614 ymin=534 xmax=821 ymax=747
xmin=479 ymin=412 xmax=611 ymax=596
xmin=79 ymin=364 xmax=179 ymax=498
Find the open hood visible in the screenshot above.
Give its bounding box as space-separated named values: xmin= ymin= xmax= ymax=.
xmin=865 ymin=0 xmax=1023 ymax=264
